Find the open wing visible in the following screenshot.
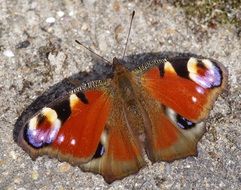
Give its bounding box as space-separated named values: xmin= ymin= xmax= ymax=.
xmin=18 ymin=81 xmax=145 ymax=183
xmin=137 ymin=57 xmax=227 ymax=162
xmin=141 ymin=57 xmax=227 ymax=122
xmin=18 ymin=87 xmax=112 ymax=164
xmin=80 ymin=96 xmax=146 ymax=183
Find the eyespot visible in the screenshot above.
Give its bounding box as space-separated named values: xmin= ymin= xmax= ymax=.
xmin=176 ymin=114 xmax=196 ymax=130
xmin=93 ymin=142 xmax=105 ymax=158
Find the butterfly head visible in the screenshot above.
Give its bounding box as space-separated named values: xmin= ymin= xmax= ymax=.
xmin=112 ymin=57 xmax=129 ymax=75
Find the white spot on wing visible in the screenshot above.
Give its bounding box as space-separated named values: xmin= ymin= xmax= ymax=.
xmin=40 ymin=135 xmax=45 ymax=141
xmin=32 ymin=130 xmax=37 ymax=136
xmin=58 ymin=134 xmax=65 ymax=144
xmin=70 ymin=139 xmax=76 ymax=145
xmin=196 ymin=86 xmax=205 ymax=94
xmin=192 ymin=96 xmax=197 ymax=103
xmin=208 ymin=77 xmax=214 ymax=83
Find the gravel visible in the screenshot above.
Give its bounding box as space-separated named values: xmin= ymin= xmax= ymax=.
xmin=0 ymin=0 xmax=240 ymax=189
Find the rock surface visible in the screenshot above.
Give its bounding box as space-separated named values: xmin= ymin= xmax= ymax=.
xmin=0 ymin=0 xmax=240 ymax=189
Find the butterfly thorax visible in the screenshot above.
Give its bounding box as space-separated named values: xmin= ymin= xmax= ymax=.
xmin=112 ymin=58 xmax=135 ymax=101
xmin=111 ymin=58 xmax=146 ymax=141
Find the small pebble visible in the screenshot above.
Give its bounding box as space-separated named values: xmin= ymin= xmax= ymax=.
xmin=16 ymin=40 xmax=30 ymax=49
xmin=46 ymin=17 xmax=56 ymax=23
xmin=3 ymin=50 xmax=14 ymax=57
xmin=31 ymin=170 xmax=39 ymax=180
xmin=17 ymin=188 xmax=26 ymax=190
xmin=14 ymin=177 xmax=22 ymax=184
xmin=57 ymin=11 xmax=65 ymax=17
xmin=69 ymin=11 xmax=74 ymax=16
xmin=81 ymin=23 xmax=88 ymax=31
xmin=10 ymin=151 xmax=17 ymax=159
xmin=58 ymin=162 xmax=71 ymax=173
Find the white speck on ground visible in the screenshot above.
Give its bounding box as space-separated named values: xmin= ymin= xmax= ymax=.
xmin=46 ymin=17 xmax=56 ymax=23
xmin=0 ymin=0 xmax=240 ymax=190
xmin=3 ymin=50 xmax=14 ymax=57
xmin=57 ymin=11 xmax=65 ymax=18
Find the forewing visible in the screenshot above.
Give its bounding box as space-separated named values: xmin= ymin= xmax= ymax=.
xmin=18 ymin=85 xmax=112 ymax=165
xmin=141 ymin=57 xmax=227 ymax=122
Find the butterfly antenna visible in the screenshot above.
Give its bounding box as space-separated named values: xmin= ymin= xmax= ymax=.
xmin=122 ymin=10 xmax=135 ymax=59
xmin=75 ymin=40 xmax=111 ymax=64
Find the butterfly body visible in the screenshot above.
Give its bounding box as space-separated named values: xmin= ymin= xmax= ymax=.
xmin=18 ymin=56 xmax=227 ymax=183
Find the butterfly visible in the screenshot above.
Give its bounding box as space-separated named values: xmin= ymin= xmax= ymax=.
xmin=17 ymin=12 xmax=227 ymax=183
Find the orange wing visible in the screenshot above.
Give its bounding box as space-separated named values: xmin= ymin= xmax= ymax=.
xmin=136 ymin=57 xmax=227 ymax=162
xmin=141 ymin=57 xmax=227 ymax=122
xmin=80 ymin=100 xmax=146 ymax=183
xmin=139 ymin=91 xmax=206 ymax=162
xmin=18 ymin=87 xmax=112 ymax=163
xmin=18 ymin=81 xmax=145 ymax=183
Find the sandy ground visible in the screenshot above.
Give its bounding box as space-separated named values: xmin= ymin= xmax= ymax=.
xmin=0 ymin=0 xmax=240 ymax=189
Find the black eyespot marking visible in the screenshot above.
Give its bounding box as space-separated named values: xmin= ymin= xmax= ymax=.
xmin=23 ymin=123 xmax=31 ymax=145
xmin=197 ymin=60 xmax=206 ymax=69
xmin=76 ymin=91 xmax=89 ymax=104
xmin=159 ymin=63 xmax=164 ymax=77
xmin=50 ymin=99 xmax=71 ymax=122
xmin=176 ymin=114 xmax=196 ymax=129
xmin=170 ymin=58 xmax=190 ymax=79
xmin=37 ymin=114 xmax=46 ymax=125
xmin=93 ymin=142 xmax=105 ymax=159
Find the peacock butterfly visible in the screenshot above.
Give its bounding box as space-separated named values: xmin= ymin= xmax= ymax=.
xmin=17 ymin=11 xmax=228 ymax=183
